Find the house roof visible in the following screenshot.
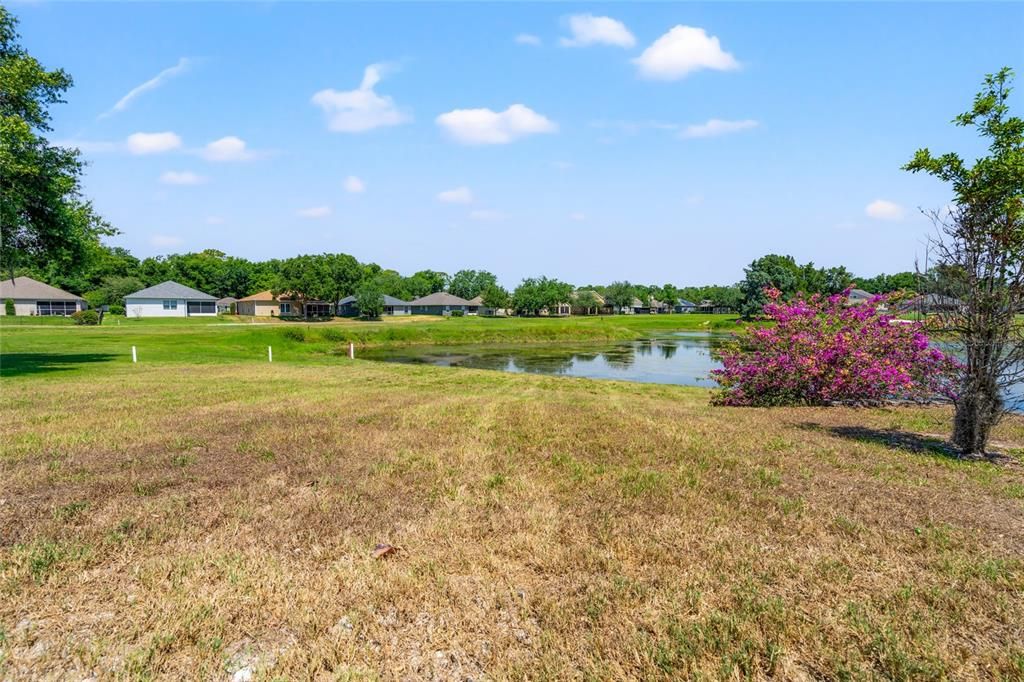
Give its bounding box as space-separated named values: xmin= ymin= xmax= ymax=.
xmin=338 ymin=294 xmax=411 ymax=306
xmin=847 ymin=288 xmax=874 ymax=300
xmin=466 ymin=295 xmax=483 ymax=305
xmin=0 ymin=276 xmax=83 ymax=301
xmin=217 ymin=297 xmax=238 ymax=304
xmin=571 ymin=290 xmax=606 ymax=305
xmin=238 ymin=290 xmax=277 ymax=302
xmin=676 ymin=298 xmax=697 ymax=307
xmin=409 ymin=292 xmax=473 ymax=306
xmin=125 ymin=281 xmax=216 ymax=301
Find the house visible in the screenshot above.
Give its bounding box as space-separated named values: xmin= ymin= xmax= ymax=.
xmin=124 ymin=281 xmax=217 ymax=318
xmin=540 ymin=302 xmax=572 ymax=316
xmin=900 ymin=293 xmax=961 ymax=315
xmin=674 ymin=298 xmax=697 ymax=313
xmin=845 ymin=289 xmax=875 ymax=305
xmin=217 ymin=297 xmax=238 ymax=314
xmin=337 ymin=294 xmax=412 ymax=317
xmin=697 ymin=299 xmax=733 ymax=314
xmin=0 ymin=276 xmax=86 ymax=316
xmin=235 ymin=290 xmax=331 ymax=318
xmin=409 ymin=292 xmax=477 ymax=315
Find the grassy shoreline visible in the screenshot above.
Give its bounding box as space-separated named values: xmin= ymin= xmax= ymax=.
xmin=0 ymin=314 xmax=739 ymax=377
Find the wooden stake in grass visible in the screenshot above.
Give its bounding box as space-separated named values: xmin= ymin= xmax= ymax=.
xmin=131 ymin=346 xmax=137 ymax=363
xmin=349 ymin=342 xmax=355 ymax=359
xmin=268 ymin=346 xmax=273 ymax=363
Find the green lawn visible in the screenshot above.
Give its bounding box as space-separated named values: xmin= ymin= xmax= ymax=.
xmin=0 ymin=313 xmax=739 ymax=377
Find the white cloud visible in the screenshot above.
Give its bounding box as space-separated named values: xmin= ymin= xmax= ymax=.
xmin=150 ymin=234 xmax=183 ymax=248
xmin=201 ymin=136 xmax=255 ymax=162
xmin=102 ymin=57 xmax=193 ymax=118
xmin=437 ymin=186 xmax=473 ymax=204
xmin=515 ymin=33 xmax=542 ymax=46
xmin=569 ymin=212 xmax=586 ymax=221
xmin=469 ymin=209 xmax=506 ymax=222
xmin=560 ymin=14 xmax=635 ymax=48
xmin=436 ymin=104 xmax=557 ymax=145
xmin=297 ymin=206 xmax=332 ymax=219
xmin=126 ymin=131 xmax=182 ymax=155
xmin=205 ymin=216 xmax=225 ymax=225
xmin=311 ymin=63 xmax=409 ymax=133
xmin=680 ymin=118 xmax=759 ymax=139
xmin=633 ymin=26 xmax=740 ymax=80
xmin=865 ymin=199 xmax=905 ymax=221
xmin=159 ymin=170 xmax=207 ymax=185
xmin=343 ymin=175 xmax=366 ymax=193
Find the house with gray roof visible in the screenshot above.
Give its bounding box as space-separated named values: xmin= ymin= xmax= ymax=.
xmin=0 ymin=276 xmax=86 ymax=316
xmin=124 ymin=281 xmax=217 ymax=318
xmin=409 ymin=292 xmax=479 ymax=315
xmin=337 ymin=294 xmax=412 ymax=317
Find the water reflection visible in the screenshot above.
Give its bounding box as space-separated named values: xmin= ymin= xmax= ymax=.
xmin=362 ymin=332 xmax=729 ymax=388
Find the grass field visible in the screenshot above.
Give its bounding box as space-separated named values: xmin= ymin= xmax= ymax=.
xmin=1 ymin=318 xmax=1023 ymax=679
xmin=0 ymin=314 xmax=735 ymax=377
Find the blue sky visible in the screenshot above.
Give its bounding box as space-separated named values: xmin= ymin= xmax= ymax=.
xmin=15 ymin=2 xmax=1023 ymax=287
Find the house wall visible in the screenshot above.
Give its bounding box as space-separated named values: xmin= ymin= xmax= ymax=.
xmin=0 ymin=300 xmax=84 ymax=316
xmin=412 ymin=305 xmax=468 ymax=315
xmin=125 ymin=297 xmax=187 ymax=318
xmin=237 ymin=301 xmax=278 ymax=316
xmin=125 ymin=298 xmax=217 ymax=318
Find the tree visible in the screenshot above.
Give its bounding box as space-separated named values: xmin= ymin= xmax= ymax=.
xmin=406 ymin=270 xmax=448 ymax=298
xmin=4 ymin=298 xmax=14 ymax=316
xmin=605 ymin=281 xmax=636 ymax=313
xmin=657 ymin=284 xmax=680 ymax=310
xmin=82 ymin=275 xmax=144 ymax=309
xmin=0 ymin=7 xmax=114 ymax=278
xmin=574 ymin=289 xmax=602 ymax=315
xmin=512 ymin=276 xmax=573 ymax=316
xmin=904 ymin=67 xmax=1024 ymax=455
xmin=448 ymin=269 xmax=497 ymax=300
xmin=738 ymin=254 xmax=800 ymax=318
xmin=354 ymin=281 xmax=384 ymax=319
xmin=480 ymin=284 xmax=510 ymax=314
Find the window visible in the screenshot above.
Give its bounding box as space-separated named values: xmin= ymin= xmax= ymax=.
xmin=35 ymin=301 xmax=78 ymax=316
xmin=187 ymin=301 xmax=215 ymax=315
xmin=162 ymin=300 xmax=178 ymax=310
xmin=280 ymin=303 xmax=291 ymax=314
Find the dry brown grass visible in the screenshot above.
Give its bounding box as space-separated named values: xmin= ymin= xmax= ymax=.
xmin=1 ymin=361 xmax=1022 ymax=680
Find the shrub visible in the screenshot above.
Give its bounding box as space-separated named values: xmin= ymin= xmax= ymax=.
xmin=281 ymin=326 xmax=307 ymax=342
xmin=712 ymin=287 xmax=957 ymax=406
xmin=71 ymin=310 xmax=100 ymax=326
xmin=321 ymin=328 xmax=347 ymax=342
xmin=450 ymin=309 xmax=465 ymax=317
xmin=5 ymin=298 xmax=15 ymax=316
xmin=108 ymin=304 xmax=125 ymax=316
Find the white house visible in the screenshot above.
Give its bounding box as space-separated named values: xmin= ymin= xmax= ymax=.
xmin=124 ymin=281 xmax=217 ymax=318
xmin=0 ymin=276 xmax=86 ymax=316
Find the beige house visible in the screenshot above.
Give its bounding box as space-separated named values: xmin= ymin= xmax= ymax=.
xmin=0 ymin=276 xmax=86 ymax=316
xmin=236 ymin=290 xmax=287 ymax=316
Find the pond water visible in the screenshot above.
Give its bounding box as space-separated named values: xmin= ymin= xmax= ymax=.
xmin=362 ymin=332 xmax=729 ymax=388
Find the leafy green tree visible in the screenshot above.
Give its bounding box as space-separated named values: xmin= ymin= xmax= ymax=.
xmin=739 ymin=254 xmax=800 ymax=318
xmin=355 ymin=281 xmax=385 ymax=319
xmin=574 ymin=289 xmax=602 ymax=315
xmin=448 ymin=269 xmax=497 ymax=300
xmin=0 ymin=7 xmax=114 ymax=278
xmin=4 ymin=298 xmax=14 ymax=315
xmin=904 ymin=67 xmax=1024 ymax=455
xmin=512 ymin=276 xmax=573 ymax=316
xmin=406 ymin=270 xmax=448 ymax=298
xmin=82 ymin=275 xmax=144 ymax=309
xmin=480 ymin=284 xmax=510 ymax=314
xmin=605 ymin=281 xmax=636 ymax=313
xmin=657 ymin=284 xmax=680 ymax=309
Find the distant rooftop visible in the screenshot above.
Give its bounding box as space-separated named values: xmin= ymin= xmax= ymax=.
xmin=125 ymin=281 xmax=216 ymax=300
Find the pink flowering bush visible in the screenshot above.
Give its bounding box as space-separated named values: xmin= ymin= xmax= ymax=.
xmin=712 ymin=288 xmax=958 ymax=406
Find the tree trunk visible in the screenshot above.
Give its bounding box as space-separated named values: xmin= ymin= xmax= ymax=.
xmin=951 ymin=372 xmax=1002 ymax=455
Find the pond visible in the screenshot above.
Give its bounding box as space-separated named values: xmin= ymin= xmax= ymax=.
xmin=361 ymin=332 xmax=730 ymax=388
